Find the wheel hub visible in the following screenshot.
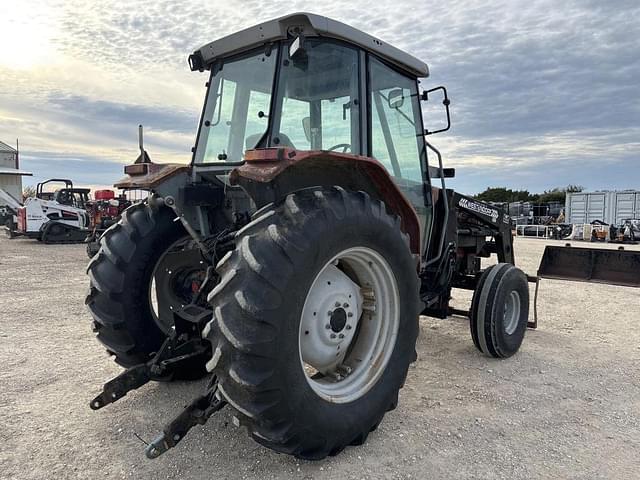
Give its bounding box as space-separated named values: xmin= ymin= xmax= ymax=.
xmin=149 ymin=237 xmax=207 ymax=333
xmin=298 ymin=247 xmax=401 ymax=403
xmin=299 ymin=264 xmax=363 ymax=375
xmin=329 ymin=308 xmax=347 ymax=332
xmin=503 ymin=290 xmax=521 ymax=335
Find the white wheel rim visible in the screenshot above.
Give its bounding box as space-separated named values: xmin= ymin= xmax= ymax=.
xmin=503 ymin=290 xmax=521 ymax=335
xmin=298 ymin=247 xmax=400 ymax=403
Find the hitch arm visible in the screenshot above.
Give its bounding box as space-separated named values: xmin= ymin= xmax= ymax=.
xmin=89 ymin=305 xmax=213 ymax=411
xmin=89 ymin=336 xmax=210 ymax=411
xmin=90 ymin=363 xmax=151 ymax=410
xmin=146 ymin=382 xmax=226 ymax=459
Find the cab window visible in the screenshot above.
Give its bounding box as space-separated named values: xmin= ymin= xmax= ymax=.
xmin=369 ymin=57 xmax=424 ymax=184
xmin=275 ymin=40 xmax=360 ymax=153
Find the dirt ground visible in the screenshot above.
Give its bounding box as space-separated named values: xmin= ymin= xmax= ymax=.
xmin=0 ymin=235 xmax=638 ymax=480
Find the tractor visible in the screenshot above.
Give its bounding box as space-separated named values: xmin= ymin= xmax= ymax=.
xmin=84 ymin=189 xmax=131 ymax=257
xmin=87 ymin=13 xmax=640 ymax=460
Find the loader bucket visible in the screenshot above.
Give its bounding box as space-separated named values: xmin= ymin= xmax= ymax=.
xmin=530 ymin=245 xmax=640 ymax=329
xmin=537 ymin=245 xmax=640 ymax=287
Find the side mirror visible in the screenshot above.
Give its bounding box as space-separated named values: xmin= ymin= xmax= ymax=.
xmin=420 ymin=86 xmax=451 ymax=135
xmin=387 ymin=88 xmax=404 ymax=109
xmin=428 ymin=166 xmax=456 ymax=178
xmin=302 ymin=117 xmax=311 ymax=143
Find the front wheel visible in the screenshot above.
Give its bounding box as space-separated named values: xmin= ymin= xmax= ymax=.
xmin=204 ymin=187 xmax=421 ymax=459
xmin=470 ymin=263 xmax=530 ymax=358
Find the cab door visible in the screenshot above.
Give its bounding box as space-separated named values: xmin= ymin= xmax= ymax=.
xmin=367 ymin=56 xmax=432 ymax=255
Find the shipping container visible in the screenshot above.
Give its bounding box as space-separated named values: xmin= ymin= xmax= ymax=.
xmin=565 ymin=191 xmax=640 ymax=225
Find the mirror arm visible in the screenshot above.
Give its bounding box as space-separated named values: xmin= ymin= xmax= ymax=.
xmin=421 ymin=86 xmax=451 ymax=136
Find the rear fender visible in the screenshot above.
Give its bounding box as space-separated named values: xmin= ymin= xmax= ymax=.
xmin=114 ymin=162 xmax=191 ymax=195
xmin=230 ymin=148 xmax=421 ymax=254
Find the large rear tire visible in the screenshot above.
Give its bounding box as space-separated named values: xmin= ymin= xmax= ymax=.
xmin=86 ymin=202 xmax=209 ymax=379
xmin=204 ymin=187 xmax=421 ymax=459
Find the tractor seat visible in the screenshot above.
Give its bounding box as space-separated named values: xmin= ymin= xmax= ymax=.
xmin=245 ymin=132 xmax=297 ymax=151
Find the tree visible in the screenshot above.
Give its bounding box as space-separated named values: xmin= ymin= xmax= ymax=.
xmin=22 ymin=185 xmax=36 ymax=200
xmin=475 ymin=187 xmax=531 ymax=203
xmin=475 ymin=185 xmax=584 ymax=204
xmin=538 ymin=185 xmax=584 ymax=204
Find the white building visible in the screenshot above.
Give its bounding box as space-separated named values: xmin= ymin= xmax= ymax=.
xmin=0 ymin=140 xmax=32 ymax=205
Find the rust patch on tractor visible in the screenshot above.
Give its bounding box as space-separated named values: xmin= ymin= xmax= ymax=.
xmin=114 ymin=163 xmax=190 ymax=190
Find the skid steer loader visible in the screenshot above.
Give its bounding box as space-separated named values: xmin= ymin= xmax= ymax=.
xmin=87 ymin=12 xmax=640 ymax=461
xmin=14 ymin=179 xmax=91 ymax=243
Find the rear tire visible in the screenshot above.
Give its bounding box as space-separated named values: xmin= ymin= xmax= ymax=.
xmin=204 ymin=187 xmax=421 ymax=459
xmin=86 ymin=202 xmax=209 ymax=379
xmin=470 ymin=263 xmax=529 ymax=358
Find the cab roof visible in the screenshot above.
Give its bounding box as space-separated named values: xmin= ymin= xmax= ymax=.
xmin=189 ymin=12 xmax=429 ymax=78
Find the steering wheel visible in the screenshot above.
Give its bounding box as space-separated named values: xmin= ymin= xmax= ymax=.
xmin=327 ymin=143 xmax=351 ymax=153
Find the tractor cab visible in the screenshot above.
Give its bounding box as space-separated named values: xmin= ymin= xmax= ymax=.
xmin=187 ymin=12 xmax=452 ymax=259
xmin=189 ymin=13 xmax=433 ymax=167
xmin=53 ymin=188 xmax=90 ymax=209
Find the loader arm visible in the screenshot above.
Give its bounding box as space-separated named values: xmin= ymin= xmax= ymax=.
xmin=421 ymin=190 xmax=516 ymax=319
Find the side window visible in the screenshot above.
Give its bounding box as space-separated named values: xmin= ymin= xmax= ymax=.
xmin=279 ymin=97 xmax=311 ymax=149
xmin=369 ymin=57 xmax=424 ymax=184
xmin=320 ymin=97 xmax=353 ymax=152
xmin=203 ymin=79 xmax=236 ymax=161
xmin=196 ymin=50 xmax=277 ymax=163
xmin=244 ymin=90 xmax=271 ymax=150
xmin=276 ymin=40 xmax=360 ymax=154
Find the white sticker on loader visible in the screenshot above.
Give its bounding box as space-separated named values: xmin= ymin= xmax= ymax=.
xmin=458 ymin=198 xmax=499 ymax=223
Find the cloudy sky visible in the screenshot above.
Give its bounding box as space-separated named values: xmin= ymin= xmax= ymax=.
xmin=0 ymin=0 xmax=638 ymax=194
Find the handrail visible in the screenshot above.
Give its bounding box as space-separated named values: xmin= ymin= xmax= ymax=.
xmin=423 ymin=139 xmax=449 ymax=267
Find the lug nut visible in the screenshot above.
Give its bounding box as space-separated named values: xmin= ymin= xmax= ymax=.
xmin=325 ymin=324 xmax=331 ymax=329
xmin=346 ymin=325 xmax=352 ymax=330
xmin=343 ymin=303 xmax=349 ymax=308
xmin=327 ymin=311 xmax=332 ymax=316
xmin=347 ymin=312 xmax=353 ymax=318
xmin=338 ymin=333 xmax=344 ymax=339
xmin=330 ymin=333 xmax=336 ymax=339
xmin=335 ymin=302 xmax=341 ymax=307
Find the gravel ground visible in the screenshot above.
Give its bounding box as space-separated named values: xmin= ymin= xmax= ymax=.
xmin=0 ymin=235 xmax=638 ymax=480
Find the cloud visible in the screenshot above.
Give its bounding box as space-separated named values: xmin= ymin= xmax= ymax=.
xmin=47 ymin=94 xmax=195 ymax=137
xmin=0 ymin=0 xmax=638 ymax=195
xmin=20 ymin=154 xmax=124 ymax=191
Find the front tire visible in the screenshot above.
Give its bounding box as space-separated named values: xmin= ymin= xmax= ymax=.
xmin=204 ymin=187 xmax=421 ymax=459
xmin=470 ymin=263 xmax=529 ymax=358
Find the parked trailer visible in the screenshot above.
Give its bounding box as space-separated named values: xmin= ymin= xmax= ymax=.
xmin=566 ymin=191 xmax=640 ymax=225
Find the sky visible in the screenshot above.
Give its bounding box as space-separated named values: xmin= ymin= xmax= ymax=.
xmin=0 ymin=0 xmax=638 ymax=195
